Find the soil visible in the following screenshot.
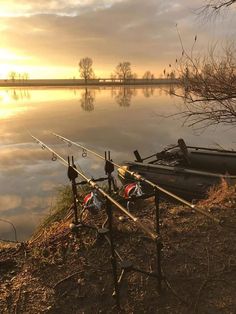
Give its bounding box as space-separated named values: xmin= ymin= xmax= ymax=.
xmin=0 ymin=182 xmax=236 ymax=314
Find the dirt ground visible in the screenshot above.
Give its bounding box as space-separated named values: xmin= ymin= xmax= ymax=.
xmin=0 ymin=182 xmax=236 ymax=314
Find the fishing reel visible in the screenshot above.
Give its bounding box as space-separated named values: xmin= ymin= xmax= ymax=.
xmin=124 ymin=181 xmax=144 ymax=211
xmin=82 ymin=189 xmax=105 ymax=215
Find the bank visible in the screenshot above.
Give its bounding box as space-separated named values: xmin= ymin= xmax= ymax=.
xmin=0 ymin=78 xmax=178 ymax=88
xmin=0 ymin=181 xmax=235 ymax=313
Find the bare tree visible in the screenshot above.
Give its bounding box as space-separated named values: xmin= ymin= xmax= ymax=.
xmin=200 ymin=0 xmax=236 ymax=15
xmin=23 ymin=72 xmax=29 ymax=81
xmin=78 ymin=57 xmax=94 ymax=84
xmin=115 ymin=61 xmax=133 ymax=81
xmin=143 ymin=71 xmax=155 ymax=80
xmin=176 ymin=43 xmax=236 ymax=127
xmin=169 ymin=71 xmax=176 ymax=80
xmin=110 ymin=73 xmax=116 ymax=81
xmin=131 ymin=72 xmax=138 ymax=80
xmin=9 ymin=71 xmax=16 ymax=82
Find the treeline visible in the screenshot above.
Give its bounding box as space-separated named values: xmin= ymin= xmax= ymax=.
xmin=78 ymin=57 xmax=176 ymax=82
xmin=8 ymin=71 xmax=29 ymax=82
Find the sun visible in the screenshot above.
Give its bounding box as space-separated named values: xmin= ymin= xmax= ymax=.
xmin=0 ymin=49 xmax=13 ymax=60
xmin=0 ymin=48 xmax=27 ymax=61
xmin=0 ymin=48 xmax=33 ymax=79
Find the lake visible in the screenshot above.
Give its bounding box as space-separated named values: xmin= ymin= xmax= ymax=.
xmin=0 ymin=86 xmax=235 ymax=241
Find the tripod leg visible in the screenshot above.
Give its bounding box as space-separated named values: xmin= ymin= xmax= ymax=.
xmin=155 ymin=188 xmax=162 ymax=293
xmin=106 ymin=197 xmax=120 ymax=308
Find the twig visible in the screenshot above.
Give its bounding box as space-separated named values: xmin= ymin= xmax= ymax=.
xmin=53 ymin=272 xmax=80 ymax=289
xmin=193 ymin=247 xmax=210 ymax=314
xmin=164 ymin=276 xmax=189 ymax=306
xmin=161 ymin=267 xmax=189 ymax=306
xmin=14 ymin=283 xmax=23 ymax=314
xmin=0 ymin=219 xmax=18 ymax=242
xmin=193 ymin=277 xmax=209 ymax=314
xmin=206 ymin=247 xmax=210 ymax=277
xmin=193 ymin=277 xmax=235 ymax=314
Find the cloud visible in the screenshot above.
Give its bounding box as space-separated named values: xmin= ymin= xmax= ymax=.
xmin=0 ymin=195 xmax=22 ymax=212
xmin=1 ymin=0 xmax=236 ymax=77
xmin=0 ymin=146 xmax=50 ymax=167
xmin=0 ymin=1 xmax=124 ymax=17
xmin=40 ymin=180 xmax=58 ymax=192
xmin=23 ymin=195 xmax=49 ymax=210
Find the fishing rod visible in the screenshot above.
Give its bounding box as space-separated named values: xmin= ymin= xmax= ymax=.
xmin=30 ymin=134 xmax=158 ymax=241
xmin=52 ymin=132 xmax=223 ymax=225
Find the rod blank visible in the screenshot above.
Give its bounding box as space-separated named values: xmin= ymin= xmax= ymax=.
xmin=31 ymin=134 xmax=158 ymax=241
xmin=52 ymin=132 xmax=222 ymax=225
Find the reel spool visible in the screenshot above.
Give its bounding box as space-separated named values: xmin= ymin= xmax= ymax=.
xmin=83 ymin=190 xmax=104 ymax=214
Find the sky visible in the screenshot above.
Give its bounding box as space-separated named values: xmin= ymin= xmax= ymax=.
xmin=0 ymin=0 xmax=235 ymax=79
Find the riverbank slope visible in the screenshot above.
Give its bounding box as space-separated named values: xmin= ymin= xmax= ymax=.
xmin=0 ymin=181 xmax=235 ymax=313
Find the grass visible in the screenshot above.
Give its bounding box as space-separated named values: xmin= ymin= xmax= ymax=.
xmin=41 ymin=185 xmax=73 ymax=227
xmin=0 ymin=181 xmax=236 ymax=313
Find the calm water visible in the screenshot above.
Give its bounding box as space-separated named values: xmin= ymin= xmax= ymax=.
xmin=0 ymin=86 xmax=235 ymax=241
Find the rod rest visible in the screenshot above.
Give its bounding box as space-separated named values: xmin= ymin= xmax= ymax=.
xmin=76 ymin=177 xmax=108 ymax=185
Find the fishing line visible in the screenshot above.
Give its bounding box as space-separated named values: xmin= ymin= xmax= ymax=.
xmin=51 ymin=132 xmax=233 ymax=228
xmin=30 ymin=134 xmax=158 ymax=241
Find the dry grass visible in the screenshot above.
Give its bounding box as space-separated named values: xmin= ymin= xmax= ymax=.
xmin=0 ymin=183 xmax=235 ymax=313
xmin=199 ymin=179 xmax=236 ymax=209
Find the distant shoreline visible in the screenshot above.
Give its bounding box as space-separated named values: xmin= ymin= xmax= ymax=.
xmin=0 ymin=78 xmax=178 ymax=87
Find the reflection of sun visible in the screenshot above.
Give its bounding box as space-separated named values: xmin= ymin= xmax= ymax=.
xmin=0 ymin=92 xmax=10 ymax=103
xmin=0 ymin=105 xmax=27 ymax=119
xmin=0 ymin=91 xmax=27 ymax=118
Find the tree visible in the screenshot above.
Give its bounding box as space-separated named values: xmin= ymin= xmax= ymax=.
xmin=176 ymin=44 xmax=236 ymax=128
xmin=170 ymin=71 xmax=176 ymax=80
xmin=201 ymin=0 xmax=236 ymax=15
xmin=130 ymin=72 xmax=138 ymax=80
xmin=115 ymin=62 xmax=133 ymax=81
xmin=173 ymin=0 xmax=236 ymax=128
xmin=78 ymin=57 xmax=94 ymax=84
xmin=110 ymin=73 xmax=116 ymax=81
xmin=23 ymin=72 xmax=29 ymax=81
xmin=143 ymin=71 xmax=154 ymax=80
xmin=9 ymin=71 xmax=16 ymax=82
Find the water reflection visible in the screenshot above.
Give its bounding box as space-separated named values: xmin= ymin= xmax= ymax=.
xmin=142 ymin=87 xmax=155 ymax=98
xmin=111 ymin=87 xmax=137 ymax=107
xmin=80 ymin=87 xmax=96 ymax=112
xmin=0 ymin=89 xmax=31 ymax=103
xmin=10 ymin=89 xmax=31 ymax=101
xmin=168 ymin=84 xmax=176 ymax=97
xmin=0 ymin=86 xmax=235 ymax=241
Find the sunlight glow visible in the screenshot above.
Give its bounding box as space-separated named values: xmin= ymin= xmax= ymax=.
xmin=0 ymin=1 xmax=124 ymax=17
xmin=0 ymin=49 xmax=30 ymax=61
xmin=0 ymin=102 xmax=27 ymax=119
xmin=0 ymin=64 xmax=80 ymax=80
xmin=0 ymin=1 xmax=42 ymax=17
